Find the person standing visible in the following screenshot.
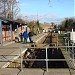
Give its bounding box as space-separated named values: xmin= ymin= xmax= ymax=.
xmin=28 ymin=31 xmax=33 ymax=43
xmin=23 ymin=30 xmax=28 ymax=44
xmin=19 ymin=32 xmax=23 ymax=42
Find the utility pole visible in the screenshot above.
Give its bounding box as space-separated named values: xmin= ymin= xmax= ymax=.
xmin=25 ymin=16 xmax=28 ymax=24
xmin=36 ymin=11 xmax=39 ymax=23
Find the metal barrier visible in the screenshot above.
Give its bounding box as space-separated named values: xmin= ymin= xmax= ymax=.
xmin=64 ymin=37 xmax=75 ymax=64
xmin=22 ymin=46 xmax=75 ymax=72
xmin=0 ymin=47 xmax=22 ymax=68
xmin=0 ymin=45 xmax=75 ymax=72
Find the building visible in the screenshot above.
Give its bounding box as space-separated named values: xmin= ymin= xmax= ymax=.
xmin=0 ymin=17 xmax=26 ymax=46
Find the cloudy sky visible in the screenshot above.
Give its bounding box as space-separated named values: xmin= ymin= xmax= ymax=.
xmin=18 ymin=0 xmax=74 ymax=24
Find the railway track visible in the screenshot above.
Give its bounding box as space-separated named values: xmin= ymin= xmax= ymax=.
xmin=22 ymin=32 xmax=68 ymax=68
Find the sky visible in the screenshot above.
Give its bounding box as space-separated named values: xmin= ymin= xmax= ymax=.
xmin=18 ymin=0 xmax=74 ymax=24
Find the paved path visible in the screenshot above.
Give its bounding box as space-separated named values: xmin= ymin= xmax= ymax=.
xmin=0 ymin=33 xmax=48 ymax=68
xmin=0 ymin=68 xmax=74 ymax=75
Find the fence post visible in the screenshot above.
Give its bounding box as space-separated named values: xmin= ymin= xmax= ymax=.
xmin=68 ymin=40 xmax=69 ymax=53
xmin=72 ymin=43 xmax=74 ymax=64
xmin=20 ymin=47 xmax=23 ymax=71
xmin=46 ymin=47 xmax=48 ymax=72
xmin=56 ymin=33 xmax=58 ymax=50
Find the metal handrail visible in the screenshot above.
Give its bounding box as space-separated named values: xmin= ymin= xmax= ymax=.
xmin=0 ymin=47 xmax=21 ymax=68
xmin=22 ymin=46 xmax=75 ymax=72
xmin=23 ymin=46 xmax=75 ymax=48
xmin=0 ymin=46 xmax=75 ymax=72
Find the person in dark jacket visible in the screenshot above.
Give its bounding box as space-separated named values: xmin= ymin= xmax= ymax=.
xmin=19 ymin=32 xmax=23 ymax=42
xmin=23 ymin=31 xmax=28 ymax=43
xmin=28 ymin=31 xmax=33 ymax=43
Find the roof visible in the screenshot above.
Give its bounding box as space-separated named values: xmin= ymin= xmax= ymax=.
xmin=0 ymin=17 xmax=25 ymax=25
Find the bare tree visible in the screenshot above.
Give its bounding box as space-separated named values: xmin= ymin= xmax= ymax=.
xmin=7 ymin=0 xmax=20 ymax=20
xmin=0 ymin=0 xmax=7 ymax=17
xmin=0 ymin=0 xmax=20 ymax=20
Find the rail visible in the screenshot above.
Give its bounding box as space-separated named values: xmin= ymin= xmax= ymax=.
xmin=0 ymin=45 xmax=75 ymax=72
xmin=64 ymin=37 xmax=75 ymax=64
xmin=0 ymin=47 xmax=22 ymax=68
